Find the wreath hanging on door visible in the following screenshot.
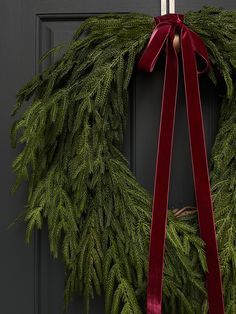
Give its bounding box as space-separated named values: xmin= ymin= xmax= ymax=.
xmin=11 ymin=7 xmax=236 ymax=314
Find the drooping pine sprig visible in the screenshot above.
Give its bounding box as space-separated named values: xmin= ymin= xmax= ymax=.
xmin=185 ymin=7 xmax=236 ymax=98
xmin=210 ymin=94 xmax=236 ymax=314
xmin=11 ymin=7 xmax=236 ymax=314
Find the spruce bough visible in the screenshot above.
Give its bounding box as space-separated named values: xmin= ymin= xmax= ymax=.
xmin=11 ymin=7 xmax=236 ymax=314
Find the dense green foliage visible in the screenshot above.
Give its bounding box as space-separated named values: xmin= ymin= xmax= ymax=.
xmin=211 ymin=95 xmax=236 ymax=314
xmin=11 ymin=7 xmax=236 ymax=314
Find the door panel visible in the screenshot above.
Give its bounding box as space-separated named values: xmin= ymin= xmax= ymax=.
xmin=0 ymin=1 xmax=235 ymax=313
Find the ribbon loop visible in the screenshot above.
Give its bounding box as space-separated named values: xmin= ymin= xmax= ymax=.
xmin=186 ymin=29 xmax=209 ymax=74
xmin=138 ymin=14 xmax=224 ymax=314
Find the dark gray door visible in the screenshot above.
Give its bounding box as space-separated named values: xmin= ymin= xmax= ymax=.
xmin=0 ymin=1 xmax=235 ymax=314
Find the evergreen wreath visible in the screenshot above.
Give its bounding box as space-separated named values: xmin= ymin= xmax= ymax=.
xmin=11 ymin=7 xmax=236 ymax=314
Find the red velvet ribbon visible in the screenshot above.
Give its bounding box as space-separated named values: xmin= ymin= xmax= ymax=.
xmin=138 ymin=14 xmax=224 ymax=314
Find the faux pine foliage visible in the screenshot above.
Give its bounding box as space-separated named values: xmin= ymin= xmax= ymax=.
xmin=211 ymin=95 xmax=236 ymax=314
xmin=11 ymin=7 xmax=236 ymax=313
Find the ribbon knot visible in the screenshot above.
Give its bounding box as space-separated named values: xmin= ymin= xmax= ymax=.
xmin=155 ymin=13 xmax=184 ymax=26
xmin=139 ymin=14 xmax=209 ymax=74
xmin=138 ymin=14 xmax=225 ymax=314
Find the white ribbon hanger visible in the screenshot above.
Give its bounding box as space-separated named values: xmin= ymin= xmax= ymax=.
xmin=161 ymin=0 xmax=175 ymax=15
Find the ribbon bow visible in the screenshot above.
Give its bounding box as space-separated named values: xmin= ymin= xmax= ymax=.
xmin=138 ymin=14 xmax=225 ymax=314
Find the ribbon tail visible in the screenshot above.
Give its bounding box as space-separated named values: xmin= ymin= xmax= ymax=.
xmin=147 ymin=37 xmax=178 ymax=314
xmin=181 ymin=32 xmax=225 ymax=314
